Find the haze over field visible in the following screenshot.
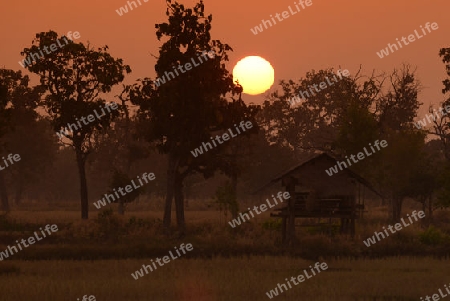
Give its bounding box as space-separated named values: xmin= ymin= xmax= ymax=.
xmin=1 ymin=1 xmax=450 ymax=301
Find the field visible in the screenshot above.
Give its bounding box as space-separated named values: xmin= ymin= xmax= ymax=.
xmin=1 ymin=257 xmax=449 ymax=300
xmin=1 ymin=202 xmax=450 ymax=300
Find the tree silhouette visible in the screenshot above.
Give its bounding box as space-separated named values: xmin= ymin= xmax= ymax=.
xmin=3 ymin=117 xmax=58 ymax=205
xmin=431 ymin=48 xmax=450 ymax=160
xmin=0 ymin=72 xmax=12 ymax=212
xmin=129 ymin=0 xmax=258 ymax=234
xmin=429 ymin=48 xmax=450 ymax=215
xmin=21 ymin=31 xmax=131 ymax=219
xmin=0 ymin=69 xmax=41 ymax=212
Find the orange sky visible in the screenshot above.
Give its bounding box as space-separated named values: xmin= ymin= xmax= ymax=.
xmin=1 ymin=0 xmax=449 ymax=115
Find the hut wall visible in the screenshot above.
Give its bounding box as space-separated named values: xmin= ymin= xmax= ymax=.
xmin=284 ymin=157 xmax=357 ymax=197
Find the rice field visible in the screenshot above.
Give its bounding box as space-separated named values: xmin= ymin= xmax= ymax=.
xmin=1 ymin=205 xmax=449 ymax=300
xmin=1 ymin=257 xmax=448 ymax=301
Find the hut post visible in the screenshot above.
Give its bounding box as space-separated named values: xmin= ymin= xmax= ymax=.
xmin=281 ymin=217 xmax=287 ymax=243
xmin=283 ymin=176 xmax=297 ymax=245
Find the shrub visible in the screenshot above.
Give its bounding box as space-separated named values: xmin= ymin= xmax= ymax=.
xmin=0 ymin=214 xmax=28 ymax=231
xmin=213 ymin=181 xmax=239 ymax=219
xmin=419 ymin=226 xmax=445 ymax=245
xmin=107 ymin=168 xmax=144 ymax=214
xmin=262 ymin=218 xmax=282 ymax=231
xmin=0 ymin=263 xmax=20 ymax=275
xmin=96 ymin=208 xmax=122 ymax=241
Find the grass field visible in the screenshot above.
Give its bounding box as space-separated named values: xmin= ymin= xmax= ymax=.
xmin=1 ymin=257 xmax=449 ymax=301
xmin=1 ymin=204 xmax=450 ymax=300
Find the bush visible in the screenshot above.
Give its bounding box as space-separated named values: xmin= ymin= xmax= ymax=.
xmin=419 ymin=226 xmax=445 ymax=245
xmin=213 ymin=181 xmax=238 ymax=219
xmin=0 ymin=263 xmax=20 ymax=275
xmin=0 ymin=214 xmax=29 ymax=231
xmin=96 ymin=208 xmax=122 ymax=241
xmin=262 ymin=218 xmax=282 ymax=231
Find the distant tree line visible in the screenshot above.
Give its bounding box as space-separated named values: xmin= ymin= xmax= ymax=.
xmin=1 ymin=0 xmax=450 ymax=234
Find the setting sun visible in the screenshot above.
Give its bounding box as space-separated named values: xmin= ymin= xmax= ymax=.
xmin=232 ymin=56 xmax=275 ymax=95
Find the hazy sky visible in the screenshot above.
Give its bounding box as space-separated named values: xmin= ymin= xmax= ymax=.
xmin=1 ymin=0 xmax=448 ymax=115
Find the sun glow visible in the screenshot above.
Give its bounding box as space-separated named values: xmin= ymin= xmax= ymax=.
xmin=232 ymin=56 xmax=274 ymax=95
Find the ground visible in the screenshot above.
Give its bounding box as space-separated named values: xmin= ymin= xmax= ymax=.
xmin=1 ymin=257 xmax=447 ymax=300
xmin=0 ymin=200 xmax=448 ymax=300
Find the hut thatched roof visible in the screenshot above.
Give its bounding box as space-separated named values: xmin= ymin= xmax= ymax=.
xmin=252 ymin=152 xmax=383 ymax=198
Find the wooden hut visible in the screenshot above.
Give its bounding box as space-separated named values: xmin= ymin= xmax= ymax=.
xmin=256 ymin=153 xmax=382 ymax=244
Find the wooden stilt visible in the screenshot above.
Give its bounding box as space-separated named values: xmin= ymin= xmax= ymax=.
xmin=351 ymin=218 xmax=355 ymax=238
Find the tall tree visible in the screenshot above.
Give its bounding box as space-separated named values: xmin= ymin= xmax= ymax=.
xmin=3 ymin=118 xmax=58 ymax=205
xmin=89 ymin=113 xmax=152 ymax=215
xmin=21 ymin=31 xmax=131 ymax=219
xmin=375 ymin=129 xmax=426 ymax=221
xmin=130 ymin=0 xmax=258 ymax=234
xmin=261 ymin=68 xmax=382 ymax=157
xmin=407 ymin=140 xmax=441 ymax=221
xmin=376 ymin=64 xmax=422 ymax=132
xmin=431 ymin=48 xmax=450 ymax=160
xmin=0 ymin=69 xmax=41 ymax=211
xmin=373 ymin=65 xmax=423 ymax=221
xmin=428 ymin=48 xmax=450 ymax=213
xmin=0 ymin=73 xmax=12 ymax=212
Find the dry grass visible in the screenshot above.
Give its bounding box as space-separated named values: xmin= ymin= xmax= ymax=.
xmin=7 ymin=209 xmax=225 ymax=225
xmin=0 ymin=257 xmax=449 ymax=301
xmin=7 ymin=198 xmax=226 ymax=225
xmin=1 ymin=203 xmax=449 ymax=300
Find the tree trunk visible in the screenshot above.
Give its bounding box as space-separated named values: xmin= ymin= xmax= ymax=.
xmin=75 ymin=148 xmax=89 ymax=220
xmin=163 ymin=153 xmax=178 ymax=233
xmin=392 ymin=197 xmax=403 ymax=222
xmin=286 ymin=184 xmax=296 ymax=246
xmin=118 ymin=200 xmax=125 ymax=215
xmin=287 ymin=197 xmax=296 ymax=246
xmin=174 ymin=173 xmax=186 ymax=236
xmin=230 ymin=172 xmax=238 ymax=219
xmin=0 ymin=171 xmax=10 ymax=212
xmin=15 ymin=175 xmax=23 ymax=205
xmin=121 ymin=96 xmax=131 ymax=216
xmin=428 ymin=195 xmax=433 ymax=221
